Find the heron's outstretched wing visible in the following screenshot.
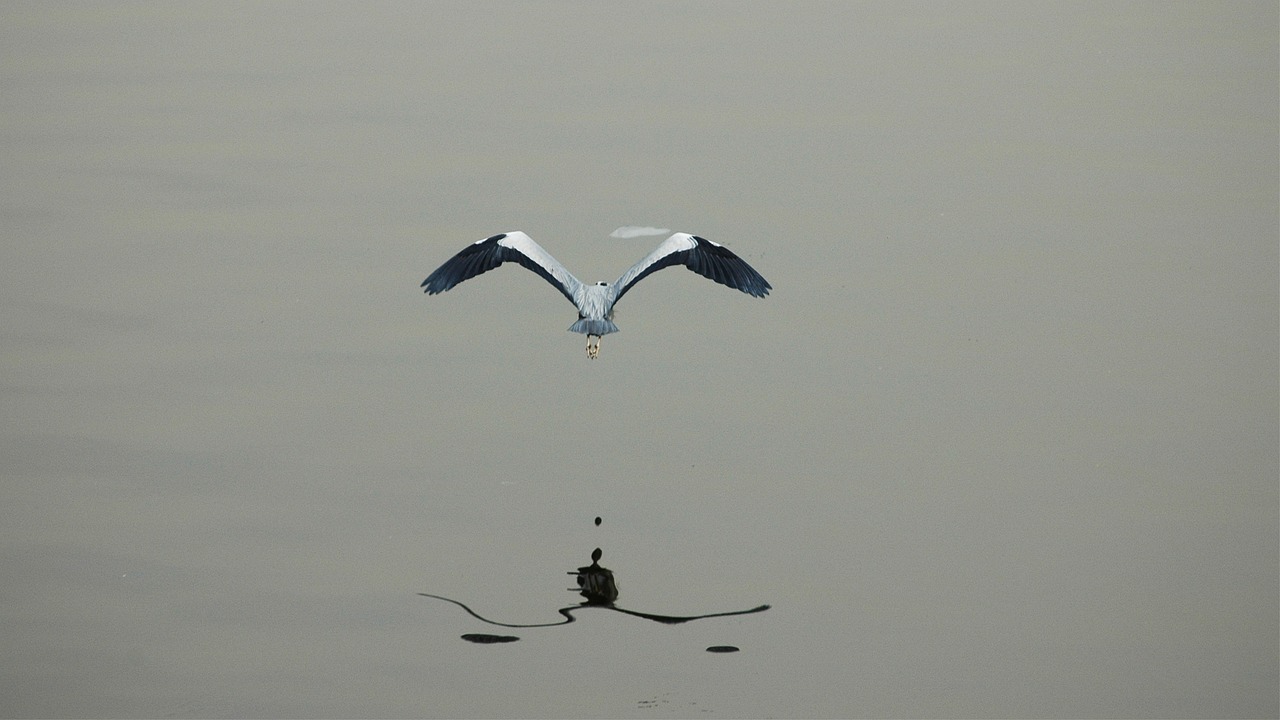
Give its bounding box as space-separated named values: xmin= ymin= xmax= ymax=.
xmin=421 ymin=232 xmax=582 ymax=305
xmin=612 ymin=233 xmax=771 ymax=303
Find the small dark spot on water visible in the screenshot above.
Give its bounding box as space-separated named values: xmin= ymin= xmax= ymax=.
xmin=594 ymin=516 xmax=602 ymax=526
xmin=461 ymin=633 xmax=519 ymax=644
xmin=705 ymin=645 xmax=739 ymax=653
xmin=637 ymin=693 xmax=671 ymax=709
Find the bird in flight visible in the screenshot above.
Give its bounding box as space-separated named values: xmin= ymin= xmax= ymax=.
xmin=421 ymin=231 xmax=770 ymax=358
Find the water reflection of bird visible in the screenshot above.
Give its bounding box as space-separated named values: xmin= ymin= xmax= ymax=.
xmin=419 ymin=547 xmax=768 ymax=631
xmin=572 ymin=548 xmax=618 ymax=604
xmin=421 ymin=231 xmax=771 ymax=358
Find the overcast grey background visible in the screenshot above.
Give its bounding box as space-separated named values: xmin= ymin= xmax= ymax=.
xmin=2 ymin=2 xmax=1276 ymax=718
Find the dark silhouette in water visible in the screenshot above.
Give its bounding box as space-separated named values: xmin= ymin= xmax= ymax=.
xmin=420 ymin=546 xmax=769 ymax=635
xmin=459 ymin=633 xmax=518 ymax=644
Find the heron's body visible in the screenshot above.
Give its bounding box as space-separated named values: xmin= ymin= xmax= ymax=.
xmin=568 ymin=283 xmax=620 ymax=338
xmin=421 ymin=231 xmax=770 ymax=358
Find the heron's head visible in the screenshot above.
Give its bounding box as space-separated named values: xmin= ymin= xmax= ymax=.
xmin=594 ymin=281 xmax=611 ymax=287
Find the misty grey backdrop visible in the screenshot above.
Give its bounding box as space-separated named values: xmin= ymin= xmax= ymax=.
xmin=2 ymin=2 xmax=1276 ymax=718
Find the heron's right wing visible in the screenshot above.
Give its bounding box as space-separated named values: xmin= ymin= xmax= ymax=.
xmin=612 ymin=233 xmax=771 ymax=304
xmin=421 ymin=232 xmax=582 ymax=305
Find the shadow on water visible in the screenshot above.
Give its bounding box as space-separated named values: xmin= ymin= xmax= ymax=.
xmin=420 ymin=521 xmax=769 ymax=652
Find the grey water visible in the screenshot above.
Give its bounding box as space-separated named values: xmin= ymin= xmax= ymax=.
xmin=2 ymin=3 xmax=1276 ymax=718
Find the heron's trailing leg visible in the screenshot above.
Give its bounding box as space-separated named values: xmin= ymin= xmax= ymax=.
xmin=586 ymin=335 xmax=601 ymax=359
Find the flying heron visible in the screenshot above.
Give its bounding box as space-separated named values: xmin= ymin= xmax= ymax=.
xmin=421 ymin=231 xmax=770 ymax=358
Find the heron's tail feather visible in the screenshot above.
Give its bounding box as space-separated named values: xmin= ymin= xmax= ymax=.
xmin=568 ymin=318 xmax=619 ymax=336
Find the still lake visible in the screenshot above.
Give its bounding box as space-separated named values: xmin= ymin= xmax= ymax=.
xmin=2 ymin=3 xmax=1276 ymax=718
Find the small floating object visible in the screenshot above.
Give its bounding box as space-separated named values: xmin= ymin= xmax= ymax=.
xmin=705 ymin=645 xmax=739 ymax=653
xmin=609 ymin=226 xmax=670 ymax=238
xmin=594 ymin=516 xmax=602 ymax=526
xmin=461 ymin=633 xmax=519 ymax=644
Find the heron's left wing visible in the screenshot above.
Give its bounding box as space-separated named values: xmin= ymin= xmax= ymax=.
xmin=421 ymin=231 xmax=582 ymax=306
xmin=612 ymin=233 xmax=771 ymax=304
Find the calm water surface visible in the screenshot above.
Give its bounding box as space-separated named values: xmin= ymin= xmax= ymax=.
xmin=2 ymin=3 xmax=1276 ymax=718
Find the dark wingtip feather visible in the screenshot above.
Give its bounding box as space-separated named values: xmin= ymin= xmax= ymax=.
xmin=420 ymin=234 xmax=508 ymax=295
xmin=690 ymin=236 xmax=771 ymax=298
